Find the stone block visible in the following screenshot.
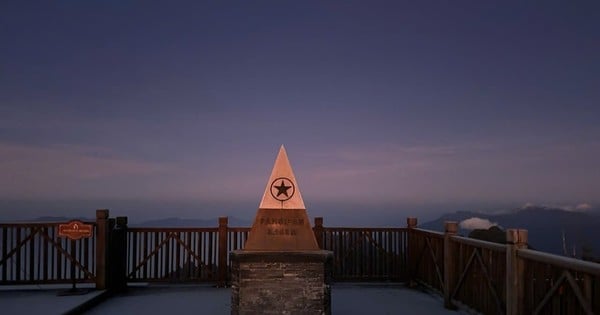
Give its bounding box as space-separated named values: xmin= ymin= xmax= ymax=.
xmin=230 ymin=250 xmax=333 ymax=315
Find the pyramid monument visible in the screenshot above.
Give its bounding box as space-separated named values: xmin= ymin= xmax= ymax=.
xmin=244 ymin=145 xmax=319 ymax=251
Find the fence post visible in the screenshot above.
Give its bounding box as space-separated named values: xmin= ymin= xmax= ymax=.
xmin=407 ymin=217 xmax=417 ymax=229
xmin=95 ymin=209 xmax=109 ymax=290
xmin=506 ymin=229 xmax=528 ymax=315
xmin=218 ymin=217 xmax=228 ymax=287
xmin=110 ymin=216 xmax=128 ymax=292
xmin=407 ymin=217 xmax=417 ymax=286
xmin=314 ymin=217 xmax=324 ymax=249
xmin=583 ymin=274 xmax=592 ymax=307
xmin=443 ymin=221 xmax=458 ymax=309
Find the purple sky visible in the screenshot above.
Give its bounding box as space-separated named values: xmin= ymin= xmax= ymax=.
xmin=1 ymin=2 xmax=599 ymax=220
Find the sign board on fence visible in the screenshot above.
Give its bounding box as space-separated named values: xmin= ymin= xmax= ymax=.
xmin=58 ymin=220 xmax=93 ymax=240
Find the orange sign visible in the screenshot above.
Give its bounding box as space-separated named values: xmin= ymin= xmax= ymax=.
xmin=58 ymin=220 xmax=93 ymax=240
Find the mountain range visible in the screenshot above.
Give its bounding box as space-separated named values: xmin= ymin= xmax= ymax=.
xmin=420 ymin=206 xmax=600 ymax=257
xmin=16 ymin=206 xmax=600 ymax=258
xmin=131 ymin=216 xmax=251 ymax=227
xmin=21 ymin=216 xmax=251 ymax=227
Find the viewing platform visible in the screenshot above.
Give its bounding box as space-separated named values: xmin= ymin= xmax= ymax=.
xmin=0 ymin=283 xmax=460 ymax=315
xmin=1 ymin=210 xmax=599 ymax=314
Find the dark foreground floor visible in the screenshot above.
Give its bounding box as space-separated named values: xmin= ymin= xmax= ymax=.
xmin=0 ymin=284 xmax=104 ymax=315
xmin=86 ymin=283 xmax=463 ymax=315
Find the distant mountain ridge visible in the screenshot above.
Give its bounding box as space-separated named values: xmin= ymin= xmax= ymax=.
xmin=421 ymin=206 xmax=600 ymax=257
xmin=132 ymin=216 xmax=251 ymax=227
xmin=14 ymin=216 xmax=94 ymax=223
xmin=8 ymin=216 xmax=252 ymax=227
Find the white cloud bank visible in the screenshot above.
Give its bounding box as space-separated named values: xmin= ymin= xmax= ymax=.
xmin=459 ymin=217 xmax=498 ymax=230
xmin=521 ymin=202 xmax=593 ymax=212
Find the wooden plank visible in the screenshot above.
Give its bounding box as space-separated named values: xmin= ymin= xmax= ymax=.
xmin=0 ymin=222 xmax=95 ymax=228
xmin=56 ymin=232 xmax=62 ymax=280
xmin=16 ymin=227 xmax=21 ymax=281
xmin=152 ymin=232 xmax=159 ymax=279
xmin=84 ymin=236 xmax=89 ymax=280
xmin=175 ymin=232 xmax=181 ymax=280
xmin=208 ymin=231 xmax=214 ymax=279
xmin=50 ymin=227 xmax=55 ymax=280
xmin=36 ymin=231 xmax=42 ymax=281
xmin=337 ymin=231 xmax=343 ymax=279
xmin=164 ymin=233 xmax=171 ymax=280
xmin=131 ymin=231 xmax=137 ymax=279
xmin=186 ymin=231 xmax=192 ymax=279
xmin=233 ymin=231 xmax=239 ymax=250
xmin=196 ymin=232 xmax=205 ymax=279
xmin=0 ymin=278 xmax=95 ymax=285
xmin=452 ymin=235 xmax=506 ymax=252
xmin=518 ymin=249 xmax=600 ymax=276
xmin=29 ymin=228 xmax=35 ymax=281
xmin=2 ymin=227 xmax=7 ymax=281
xmin=128 ymin=227 xmax=219 ymax=233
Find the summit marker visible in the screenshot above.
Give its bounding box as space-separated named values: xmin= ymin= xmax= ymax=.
xmin=244 ymin=145 xmax=319 ymax=250
xmin=230 ymin=145 xmax=332 ymax=314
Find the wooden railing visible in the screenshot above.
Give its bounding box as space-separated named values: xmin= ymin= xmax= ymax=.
xmin=124 ymin=218 xmax=408 ymax=284
xmin=316 ymin=227 xmax=408 ymax=281
xmin=519 ymin=249 xmax=600 ymax=315
xmin=408 ymin=228 xmax=445 ymax=292
xmin=450 ymin=235 xmax=506 ymax=315
xmin=125 ymin=227 xmax=220 ymax=283
xmin=2 ymin=211 xmax=599 ymax=315
xmin=408 ymin=219 xmax=600 ymax=315
xmin=0 ymin=222 xmax=98 ymax=285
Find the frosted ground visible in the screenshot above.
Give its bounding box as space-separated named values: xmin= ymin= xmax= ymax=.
xmin=87 ymin=283 xmax=464 ymax=315
xmin=0 ymin=283 xmax=465 ymax=314
xmin=0 ymin=284 xmax=102 ymax=315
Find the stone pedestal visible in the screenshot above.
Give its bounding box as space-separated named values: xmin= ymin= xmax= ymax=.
xmin=230 ymin=250 xmax=333 ymax=315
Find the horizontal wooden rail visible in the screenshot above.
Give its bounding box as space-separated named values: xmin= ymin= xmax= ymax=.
xmin=0 ymin=221 xmax=96 ymax=227
xmin=128 ymin=227 xmax=219 ymax=232
xmin=322 ymin=227 xmax=408 ymax=232
xmin=452 ymin=235 xmax=507 ymax=252
xmin=412 ymin=228 xmax=444 ymax=237
xmin=518 ymin=248 xmax=600 ymax=276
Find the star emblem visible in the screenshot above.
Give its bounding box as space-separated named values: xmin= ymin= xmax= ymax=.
xmin=270 ymin=177 xmax=295 ymax=201
xmin=274 ymin=180 xmax=292 ymax=197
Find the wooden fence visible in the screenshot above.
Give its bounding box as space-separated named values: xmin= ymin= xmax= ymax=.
xmin=125 ymin=226 xmax=220 ymax=283
xmin=2 ymin=210 xmax=599 ymax=314
xmin=519 ymin=249 xmax=600 ymax=315
xmin=408 ymin=228 xmax=445 ymax=292
xmin=314 ymin=224 xmax=408 ymax=281
xmin=0 ymin=222 xmax=98 ymax=285
xmin=408 ymin=219 xmax=600 ymax=315
xmin=124 ymin=217 xmax=408 ymax=284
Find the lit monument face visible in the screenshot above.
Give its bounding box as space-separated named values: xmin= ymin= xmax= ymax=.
xmin=243 ymin=145 xmax=319 ymax=251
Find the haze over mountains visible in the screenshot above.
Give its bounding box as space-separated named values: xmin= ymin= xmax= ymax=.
xmin=15 ymin=202 xmax=599 ymax=259
xmin=420 ymin=205 xmax=600 ymax=257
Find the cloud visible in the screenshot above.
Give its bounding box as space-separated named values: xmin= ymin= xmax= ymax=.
xmin=521 ymin=202 xmax=593 ymax=212
xmin=459 ymin=217 xmax=498 ymax=230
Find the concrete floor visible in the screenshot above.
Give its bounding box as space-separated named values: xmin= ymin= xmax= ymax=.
xmin=86 ymin=283 xmax=464 ymax=315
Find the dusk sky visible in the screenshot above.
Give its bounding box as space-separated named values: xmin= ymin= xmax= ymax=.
xmin=1 ymin=2 xmax=599 ymax=222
